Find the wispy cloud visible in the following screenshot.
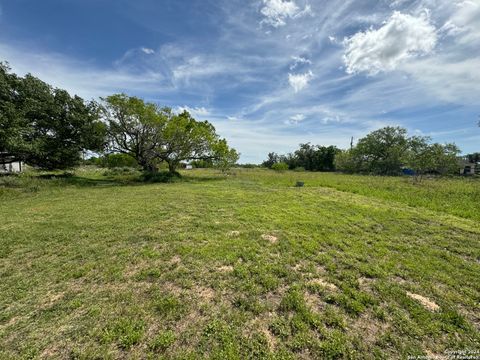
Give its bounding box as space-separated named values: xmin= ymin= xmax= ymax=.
xmin=140 ymin=47 xmax=155 ymax=55
xmin=1 ymin=0 xmax=479 ymax=161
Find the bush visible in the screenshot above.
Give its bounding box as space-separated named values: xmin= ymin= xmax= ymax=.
xmin=141 ymin=171 xmax=181 ymax=183
xmin=103 ymin=154 xmax=138 ymax=168
xmin=271 ymin=162 xmax=289 ymax=171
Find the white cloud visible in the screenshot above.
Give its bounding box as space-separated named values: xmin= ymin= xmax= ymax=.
xmin=290 ymin=56 xmax=312 ymax=70
xmin=286 ymin=113 xmax=306 ymax=124
xmin=328 ymin=35 xmax=337 ymax=44
xmin=140 ymin=47 xmax=155 ymax=55
xmin=175 ymin=106 xmax=211 ymax=118
xmin=260 ymin=0 xmax=312 ymax=27
xmin=343 ymin=11 xmax=437 ymax=75
xmin=288 ymin=70 xmax=313 ymax=92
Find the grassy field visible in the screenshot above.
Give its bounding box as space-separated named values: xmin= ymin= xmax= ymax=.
xmin=1 ymin=168 xmax=479 ymax=359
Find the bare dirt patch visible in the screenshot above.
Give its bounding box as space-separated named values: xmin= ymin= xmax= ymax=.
xmin=228 ymin=230 xmax=240 ymax=237
xmin=196 ymin=286 xmax=215 ymax=302
xmin=351 ymin=313 xmax=389 ymax=345
xmin=308 ymin=278 xmax=338 ymax=291
xmin=170 ymin=255 xmax=182 ymax=265
xmin=217 ymin=265 xmax=234 ymax=273
xmin=304 ymin=291 xmax=326 ymax=311
xmin=262 ymin=327 xmax=277 ymax=350
xmin=407 ymin=292 xmax=439 ymax=311
xmin=392 ymin=276 xmax=407 ymax=285
xmin=358 ymin=277 xmax=375 ymax=291
xmin=261 ymin=234 xmax=278 ymax=243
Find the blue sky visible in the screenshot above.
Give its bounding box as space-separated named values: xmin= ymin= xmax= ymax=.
xmin=1 ymin=0 xmax=479 ymax=162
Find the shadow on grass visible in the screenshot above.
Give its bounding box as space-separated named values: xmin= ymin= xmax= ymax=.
xmin=24 ymin=171 xmax=227 ymax=189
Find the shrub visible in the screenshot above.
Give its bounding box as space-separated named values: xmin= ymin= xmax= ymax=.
xmin=102 ymin=153 xmax=138 ymax=168
xmin=271 ymin=162 xmax=288 ymax=171
xmin=141 ymin=171 xmax=180 ymax=183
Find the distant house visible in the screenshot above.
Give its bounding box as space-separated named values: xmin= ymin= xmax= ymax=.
xmin=460 ymin=163 xmax=478 ymax=176
xmin=0 ymin=153 xmax=24 ymax=174
xmin=185 ymin=164 xmax=193 ymax=170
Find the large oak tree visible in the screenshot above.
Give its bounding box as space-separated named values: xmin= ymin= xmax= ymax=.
xmin=102 ymin=94 xmax=238 ymax=173
xmin=0 ymin=63 xmax=106 ymax=169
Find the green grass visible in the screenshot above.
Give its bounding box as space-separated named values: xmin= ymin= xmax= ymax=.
xmin=0 ymin=168 xmax=479 ymax=359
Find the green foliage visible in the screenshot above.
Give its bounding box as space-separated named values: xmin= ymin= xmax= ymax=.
xmin=271 ymin=162 xmax=289 ymax=171
xmin=407 ymin=136 xmax=460 ymax=177
xmin=336 ymin=127 xmax=461 ymax=176
xmin=102 ymin=318 xmax=145 ymax=349
xmin=262 ymin=152 xmax=280 ymax=168
xmin=0 ymin=62 xmax=106 ymax=169
xmin=354 ymin=126 xmax=409 ymax=175
xmin=149 ymin=330 xmax=176 ymax=352
xmin=102 ymin=94 xmax=238 ymax=173
xmin=101 ymin=153 xmax=138 ymax=168
xmin=465 ymin=152 xmax=480 ymax=163
xmin=213 ymin=139 xmax=240 ymax=173
xmin=141 ymin=170 xmax=180 ymax=183
xmin=262 ymin=144 xmax=339 ymax=171
xmin=334 ymin=149 xmax=358 ymax=173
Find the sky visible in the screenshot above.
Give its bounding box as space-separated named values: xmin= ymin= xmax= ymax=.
xmin=0 ymin=0 xmax=479 ymax=163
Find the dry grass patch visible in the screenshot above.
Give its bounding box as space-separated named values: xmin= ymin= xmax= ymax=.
xmin=406 ymin=292 xmax=439 ymax=312
xmin=169 ymin=255 xmax=182 ymax=265
xmin=228 ymin=230 xmax=240 ymax=237
xmin=217 ymin=265 xmax=234 ymax=273
xmin=308 ymin=278 xmax=338 ymax=291
xmin=351 ymin=313 xmax=388 ymax=346
xmin=261 ymin=234 xmax=278 ymax=243
xmin=195 ymin=286 xmax=216 ymax=302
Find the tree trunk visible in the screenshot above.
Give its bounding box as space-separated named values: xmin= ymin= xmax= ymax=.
xmin=167 ymin=161 xmax=177 ymax=174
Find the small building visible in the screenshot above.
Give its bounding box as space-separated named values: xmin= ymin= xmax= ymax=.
xmin=0 ymin=153 xmax=24 ymax=174
xmin=185 ymin=164 xmax=193 ymax=170
xmin=460 ymin=163 xmax=478 ymax=176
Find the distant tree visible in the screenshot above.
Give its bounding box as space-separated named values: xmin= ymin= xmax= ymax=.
xmin=334 ymin=149 xmax=359 ymax=173
xmin=262 ymin=152 xmax=279 ymax=168
xmin=293 ymin=143 xmax=338 ymax=171
xmin=406 ymin=136 xmax=460 ymax=179
xmin=262 ymin=144 xmax=338 ymax=171
xmin=213 ymin=139 xmax=240 ymax=173
xmin=353 ymin=127 xmax=409 ymax=175
xmin=0 ymin=62 xmax=106 ymax=169
xmin=466 ymin=152 xmax=480 ymax=163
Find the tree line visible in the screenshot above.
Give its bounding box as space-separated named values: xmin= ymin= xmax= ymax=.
xmin=0 ymin=63 xmax=238 ymax=174
xmin=262 ymin=143 xmax=338 ymax=171
xmin=264 ymin=127 xmax=468 ymax=176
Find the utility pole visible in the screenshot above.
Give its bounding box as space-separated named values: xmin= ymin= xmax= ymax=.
xmin=350 ymin=136 xmax=354 ymax=150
